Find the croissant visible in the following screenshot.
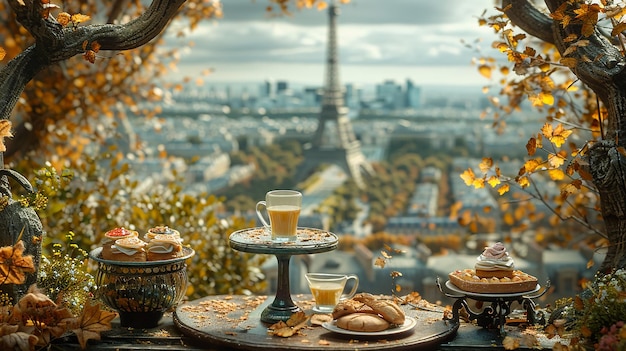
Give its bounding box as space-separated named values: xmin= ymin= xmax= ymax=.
xmin=353 ymin=293 xmax=405 ymax=325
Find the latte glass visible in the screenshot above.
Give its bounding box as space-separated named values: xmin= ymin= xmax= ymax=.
xmin=256 ymin=190 xmax=302 ymax=242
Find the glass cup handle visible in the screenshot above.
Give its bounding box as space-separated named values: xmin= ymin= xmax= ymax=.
xmin=341 ymin=275 xmax=360 ymax=300
xmin=255 ymin=201 xmax=270 ymax=229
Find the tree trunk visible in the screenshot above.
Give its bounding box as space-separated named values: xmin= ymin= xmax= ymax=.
xmin=503 ymin=0 xmax=626 ymax=273
xmin=0 ymin=169 xmax=43 ymax=302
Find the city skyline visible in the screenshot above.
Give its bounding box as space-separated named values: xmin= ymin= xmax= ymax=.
xmin=163 ymin=0 xmax=500 ymax=87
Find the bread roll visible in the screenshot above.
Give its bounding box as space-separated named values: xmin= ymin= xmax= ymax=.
xmin=336 ymin=314 xmax=390 ymax=332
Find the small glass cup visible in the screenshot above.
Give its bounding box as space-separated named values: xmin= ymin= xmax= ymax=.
xmin=256 ymin=190 xmax=302 ymax=242
xmin=305 ymin=273 xmax=359 ymax=313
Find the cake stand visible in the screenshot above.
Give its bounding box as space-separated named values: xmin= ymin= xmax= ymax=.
xmin=437 ymin=278 xmax=550 ymax=335
xmin=229 ymin=227 xmax=338 ymax=324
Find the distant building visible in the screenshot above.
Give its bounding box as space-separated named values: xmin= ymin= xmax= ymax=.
xmin=276 ymin=81 xmax=288 ymax=94
xmin=376 ymin=80 xmax=404 ymax=110
xmin=406 ymin=79 xmax=422 ymax=109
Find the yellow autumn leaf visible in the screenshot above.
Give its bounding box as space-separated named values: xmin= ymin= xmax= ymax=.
xmin=523 ymin=159 xmax=541 ymax=173
xmin=518 ymin=176 xmax=530 ymax=188
xmin=541 ymin=123 xmax=553 ymax=138
xmin=548 ymin=169 xmax=565 ymax=180
xmin=487 ymin=175 xmax=500 ymax=187
xmin=472 ymin=178 xmax=485 ymax=189
xmin=460 ymin=168 xmax=476 ymax=186
xmin=478 ymin=64 xmax=492 ymax=79
xmin=526 ymin=137 xmax=537 ymax=156
xmin=539 ymin=91 xmax=554 ymax=105
xmin=71 ymin=13 xmax=91 ymax=24
xmin=548 ymin=153 xmax=565 ymax=168
xmin=0 ymin=47 xmax=5 ymax=61
xmin=497 ymin=183 xmax=510 ymax=195
xmin=560 ymin=183 xmax=579 ymax=197
xmin=479 ymin=157 xmax=493 ymax=173
xmin=550 ymin=126 xmax=572 ymax=147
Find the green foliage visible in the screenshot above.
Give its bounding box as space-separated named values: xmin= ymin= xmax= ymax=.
xmin=577 ymin=269 xmax=626 ymax=343
xmin=37 ymin=232 xmax=96 ymax=315
xmin=14 ymin=147 xmax=267 ymax=301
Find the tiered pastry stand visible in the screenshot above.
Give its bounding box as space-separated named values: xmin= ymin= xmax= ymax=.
xmin=437 ymin=278 xmax=550 ymax=335
xmin=229 ymin=227 xmax=338 ymax=324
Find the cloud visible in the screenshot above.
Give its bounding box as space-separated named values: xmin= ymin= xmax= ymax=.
xmin=219 ymin=0 xmax=487 ymax=26
xmin=165 ymin=0 xmax=498 ymax=85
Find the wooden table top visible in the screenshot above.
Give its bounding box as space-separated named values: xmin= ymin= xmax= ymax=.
xmin=173 ymin=294 xmax=457 ymax=351
xmin=48 ymin=295 xmax=567 ymax=350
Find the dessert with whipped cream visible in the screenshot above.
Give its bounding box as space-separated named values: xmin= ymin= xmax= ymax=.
xmin=448 ymin=242 xmax=538 ymax=293
xmin=146 ymin=234 xmax=183 ymax=261
xmin=475 ymin=242 xmax=515 ymax=278
xmin=102 ymin=236 xmax=147 ymax=262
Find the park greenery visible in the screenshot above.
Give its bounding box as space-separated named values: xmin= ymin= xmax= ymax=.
xmin=1 ymin=0 xmax=626 ymax=350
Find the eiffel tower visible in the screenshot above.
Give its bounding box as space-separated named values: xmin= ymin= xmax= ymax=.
xmin=297 ymin=0 xmax=374 ymax=188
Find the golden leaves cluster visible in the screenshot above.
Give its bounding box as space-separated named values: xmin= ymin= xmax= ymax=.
xmin=0 ymin=239 xmax=114 ymax=350
xmin=460 ymin=157 xmax=509 ymax=195
xmin=0 ymin=285 xmax=115 ymax=350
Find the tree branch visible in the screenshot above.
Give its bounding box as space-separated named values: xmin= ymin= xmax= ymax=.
xmin=0 ymin=0 xmax=187 ymax=121
xmin=502 ymin=0 xmax=555 ymax=44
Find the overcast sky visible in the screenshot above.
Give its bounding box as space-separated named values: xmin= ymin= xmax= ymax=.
xmin=165 ymin=0 xmax=498 ymax=88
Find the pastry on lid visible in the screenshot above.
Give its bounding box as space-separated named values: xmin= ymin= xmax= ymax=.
xmin=102 ymin=237 xmax=147 ymax=262
xmin=449 ymin=242 xmax=537 ymax=294
xmin=101 ymin=227 xmax=138 ymax=259
xmin=145 ymin=225 xmax=181 ymax=242
xmin=475 ymin=242 xmax=515 ymax=278
xmin=146 ymin=234 xmax=183 ymax=261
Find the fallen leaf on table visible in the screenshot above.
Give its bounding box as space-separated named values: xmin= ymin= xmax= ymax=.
xmin=310 ymin=314 xmax=332 ymax=326
xmin=286 ymin=311 xmax=307 ymax=327
xmin=71 ymin=301 xmax=116 ymax=349
xmin=502 ymin=335 xmax=520 ymax=350
xmin=268 ymin=312 xmax=311 ymax=338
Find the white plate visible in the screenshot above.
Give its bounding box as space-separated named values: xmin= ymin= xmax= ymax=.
xmin=322 ymin=316 xmax=416 ymax=337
